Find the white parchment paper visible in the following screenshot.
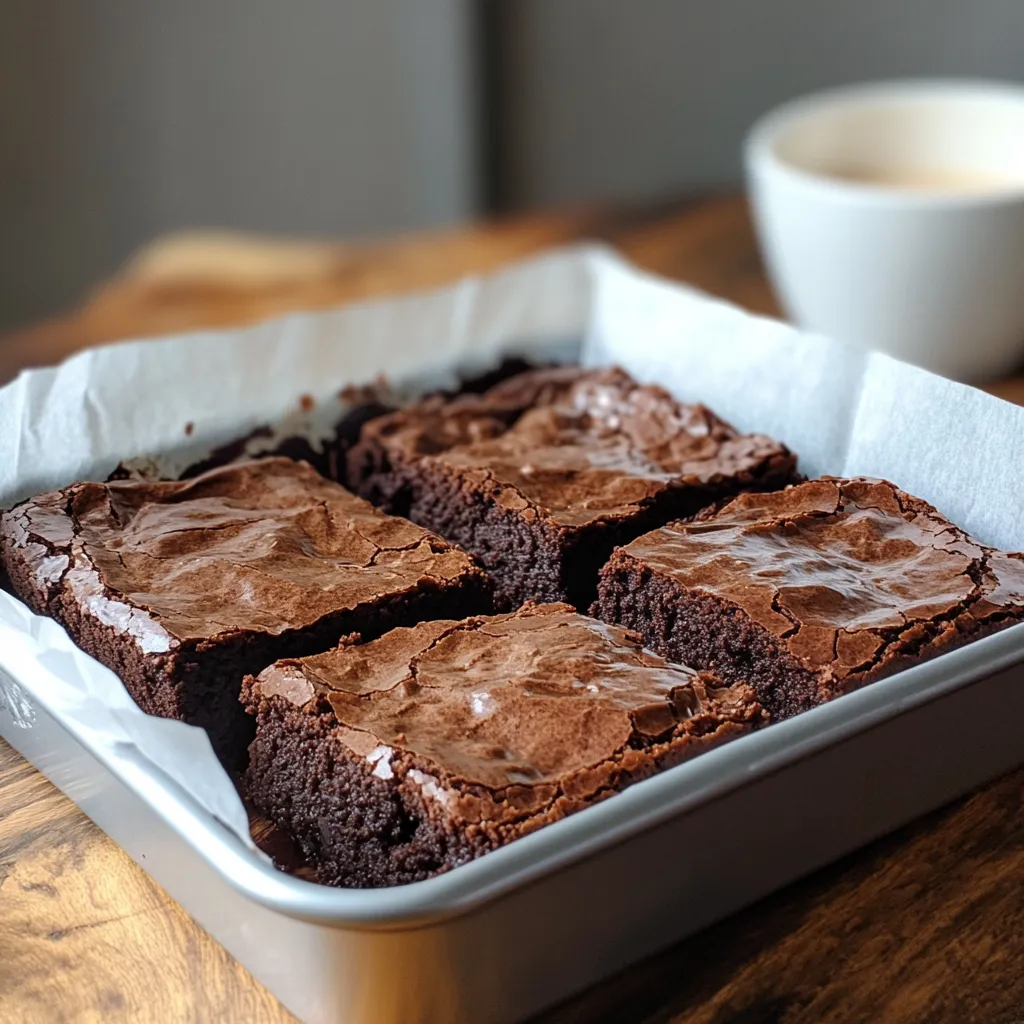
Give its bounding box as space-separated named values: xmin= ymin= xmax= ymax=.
xmin=1 ymin=244 xmax=1022 ymax=846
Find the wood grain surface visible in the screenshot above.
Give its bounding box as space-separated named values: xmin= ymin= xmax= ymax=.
xmin=2 ymin=195 xmax=1024 ymax=1024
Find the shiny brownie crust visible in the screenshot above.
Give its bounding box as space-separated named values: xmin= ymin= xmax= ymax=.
xmin=593 ymin=478 xmax=1024 ymax=719
xmin=242 ymin=602 xmax=764 ymax=887
xmin=0 ymin=458 xmax=490 ymax=767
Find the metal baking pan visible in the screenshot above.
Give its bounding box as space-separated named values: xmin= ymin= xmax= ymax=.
xmin=5 ymin=620 xmax=1024 ymax=1023
xmin=3 ymin=248 xmax=1024 ymax=1023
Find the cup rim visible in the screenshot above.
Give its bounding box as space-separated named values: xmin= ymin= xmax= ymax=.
xmin=745 ymin=78 xmax=1024 ymax=208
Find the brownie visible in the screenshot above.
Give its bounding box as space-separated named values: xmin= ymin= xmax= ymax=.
xmin=593 ymin=477 xmax=1024 ymax=721
xmin=348 ymin=366 xmax=799 ymax=610
xmin=0 ymin=458 xmax=490 ymax=766
xmin=242 ymin=601 xmax=765 ymax=888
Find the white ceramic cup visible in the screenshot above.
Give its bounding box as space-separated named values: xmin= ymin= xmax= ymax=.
xmin=745 ymin=80 xmax=1024 ymax=382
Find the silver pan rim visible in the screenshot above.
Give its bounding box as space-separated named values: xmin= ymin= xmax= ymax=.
xmin=28 ymin=619 xmax=1024 ymax=931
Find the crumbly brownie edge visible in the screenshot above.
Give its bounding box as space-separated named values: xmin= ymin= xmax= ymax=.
xmin=593 ymin=549 xmax=822 ymax=720
xmin=242 ymin=676 xmax=762 ymax=889
xmin=345 ymin=431 xmax=415 ymax=518
xmin=242 ymin=694 xmax=471 ymax=887
xmin=396 ymin=460 xmax=570 ymax=610
xmin=1 ymin=528 xmax=56 ymax=617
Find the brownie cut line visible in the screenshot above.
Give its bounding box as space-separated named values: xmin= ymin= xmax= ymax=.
xmin=593 ymin=477 xmax=1024 ymax=720
xmin=348 ymin=365 xmax=799 ymax=611
xmin=0 ymin=458 xmax=491 ymax=767
xmin=242 ymin=601 xmax=765 ymax=888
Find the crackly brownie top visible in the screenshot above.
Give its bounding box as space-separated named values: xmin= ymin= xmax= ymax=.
xmin=357 ymin=366 xmax=796 ymax=527
xmin=251 ymin=601 xmax=761 ymax=796
xmin=2 ymin=458 xmax=481 ymax=651
xmin=619 ymin=478 xmax=1024 ymax=680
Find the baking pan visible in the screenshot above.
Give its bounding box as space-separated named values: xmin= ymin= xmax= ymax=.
xmin=3 ymin=247 xmax=1024 ymax=1023
xmin=4 ymin=622 xmax=1024 ymax=1023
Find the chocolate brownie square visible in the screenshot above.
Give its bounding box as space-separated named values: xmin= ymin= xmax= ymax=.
xmin=0 ymin=458 xmax=490 ymax=766
xmin=348 ymin=366 xmax=798 ymax=610
xmin=594 ymin=478 xmax=1024 ymax=721
xmin=242 ymin=601 xmax=765 ymax=888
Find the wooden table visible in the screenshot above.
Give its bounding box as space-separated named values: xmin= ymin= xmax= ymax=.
xmin=3 ymin=196 xmax=1024 ymax=1023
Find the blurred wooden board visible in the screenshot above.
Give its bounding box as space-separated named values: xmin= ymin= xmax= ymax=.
xmin=0 ymin=197 xmax=781 ymax=384
xmin=4 ymin=194 xmax=1020 ymax=399
xmin=2 ymin=195 xmax=1024 ymax=1023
